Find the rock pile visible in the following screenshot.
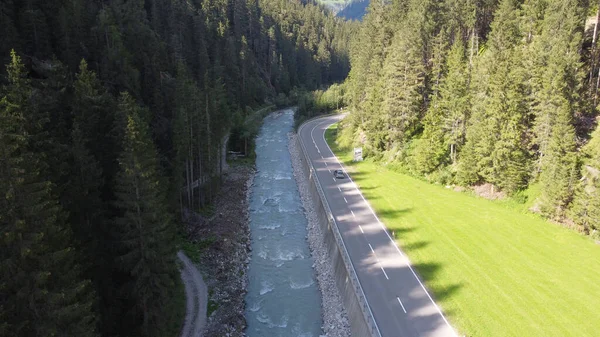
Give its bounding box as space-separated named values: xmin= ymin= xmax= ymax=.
xmin=288 ymin=132 xmax=351 ymax=337
xmin=188 ymin=165 xmax=254 ymax=337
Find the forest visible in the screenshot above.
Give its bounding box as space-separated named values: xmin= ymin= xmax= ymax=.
xmin=340 ymin=0 xmax=600 ymax=237
xmin=0 ymin=0 xmax=352 ymax=336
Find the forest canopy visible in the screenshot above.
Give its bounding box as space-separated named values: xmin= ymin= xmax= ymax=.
xmin=0 ymin=0 xmax=352 ymax=336
xmin=340 ymin=0 xmax=600 ymax=236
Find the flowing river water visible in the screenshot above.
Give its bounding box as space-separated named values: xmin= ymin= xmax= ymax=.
xmin=244 ymin=109 xmax=322 ymax=336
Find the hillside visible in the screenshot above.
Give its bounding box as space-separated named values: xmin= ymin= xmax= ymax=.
xmin=316 ymin=0 xmax=369 ymax=20
xmin=343 ymin=0 xmax=600 ymax=237
xmin=338 ymin=0 xmax=370 ymax=20
xmin=327 ymin=124 xmax=600 ymax=336
xmin=0 ymin=1 xmax=351 ymax=336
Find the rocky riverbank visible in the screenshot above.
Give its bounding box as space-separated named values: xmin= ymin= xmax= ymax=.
xmin=288 ymin=132 xmax=351 ymax=337
xmin=184 ymin=165 xmax=254 ymax=337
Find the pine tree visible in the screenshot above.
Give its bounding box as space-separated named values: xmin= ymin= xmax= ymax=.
xmin=113 ymin=92 xmax=177 ymax=337
xmin=0 ymin=50 xmax=98 ymax=337
xmin=532 ymin=0 xmax=585 ymax=215
xmin=415 ymin=39 xmax=470 ymax=174
xmin=570 ymin=121 xmax=600 ymax=234
xmin=65 ymin=60 xmax=108 ymax=261
xmin=457 ymin=0 xmax=530 ymax=193
xmin=539 ymin=105 xmax=580 ymax=216
xmin=381 ymin=27 xmax=425 ymax=150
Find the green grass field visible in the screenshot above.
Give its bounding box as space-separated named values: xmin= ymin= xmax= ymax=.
xmin=326 ymin=124 xmax=600 ymax=337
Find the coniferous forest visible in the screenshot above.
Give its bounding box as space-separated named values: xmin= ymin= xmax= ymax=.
xmin=3 ymin=0 xmax=600 ymax=335
xmin=0 ymin=1 xmax=352 ymax=336
xmin=342 ymin=0 xmax=600 ymax=236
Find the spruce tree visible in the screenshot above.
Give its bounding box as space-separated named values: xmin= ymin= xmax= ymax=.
xmin=531 ymin=0 xmax=585 ymax=215
xmin=66 ymin=60 xmax=108 ymax=263
xmin=539 ymin=105 xmax=580 ymax=216
xmin=381 ymin=26 xmax=425 ymax=150
xmin=415 ymin=39 xmax=470 ymax=174
xmin=0 ymin=50 xmax=98 ymax=337
xmin=457 ymin=0 xmax=530 ymax=193
xmin=113 ymin=92 xmax=177 ymax=337
xmin=570 ymin=121 xmax=600 ymax=234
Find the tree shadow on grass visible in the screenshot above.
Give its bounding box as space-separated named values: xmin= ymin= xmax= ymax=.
xmin=356 ymin=254 xmax=463 ymax=335
xmin=402 ymin=240 xmax=429 ymax=252
xmin=377 ymin=207 xmax=412 ymax=221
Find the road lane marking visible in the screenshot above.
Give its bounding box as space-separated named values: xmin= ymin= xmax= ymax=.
xmin=319 ymin=120 xmax=457 ymax=335
xmin=333 ymin=177 xmax=336 ymax=182
xmin=350 ymin=210 xmax=355 ymax=218
xmin=368 ymin=244 xmax=389 ymax=280
xmin=328 ymin=169 xmax=331 ymax=173
xmin=359 ymin=225 xmax=364 ymax=233
xmin=324 ymin=162 xmax=328 ymax=166
xmin=397 ymin=297 xmax=407 ymax=313
xmin=344 ymin=197 xmax=348 ymax=203
xmin=338 ymin=187 xmax=341 ymax=192
xmin=305 ymin=118 xmax=383 ymax=337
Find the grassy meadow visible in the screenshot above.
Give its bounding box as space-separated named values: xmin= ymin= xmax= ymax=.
xmin=326 ymin=124 xmax=600 ymax=337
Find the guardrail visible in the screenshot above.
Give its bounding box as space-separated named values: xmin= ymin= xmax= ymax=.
xmin=297 ymin=117 xmax=381 ymax=337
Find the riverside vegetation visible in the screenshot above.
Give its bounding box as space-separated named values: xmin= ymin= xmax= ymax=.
xmin=313 ymin=0 xmax=600 ymax=335
xmin=334 ymin=0 xmax=600 ymax=238
xmin=327 ymin=124 xmax=600 ymax=336
xmin=0 ymin=1 xmax=352 ymax=336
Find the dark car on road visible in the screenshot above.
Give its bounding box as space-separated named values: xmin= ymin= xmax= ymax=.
xmin=333 ymin=169 xmax=346 ymax=179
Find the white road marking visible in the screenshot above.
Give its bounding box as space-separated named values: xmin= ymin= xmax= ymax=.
xmin=324 ymin=162 xmax=328 ymax=166
xmin=338 ymin=187 xmax=341 ymax=192
xmin=359 ymin=225 xmax=364 ymax=233
xmin=344 ymin=197 xmax=348 ymax=203
xmin=350 ymin=210 xmax=355 ymax=218
xmin=306 ymin=119 xmax=383 ymax=337
xmin=319 ymin=120 xmax=457 ymax=335
xmin=397 ymin=297 xmax=407 ymax=313
xmin=368 ymin=244 xmax=389 ymax=280
xmin=328 ymin=169 xmax=331 ymax=173
xmin=333 ymin=177 xmax=336 ymax=182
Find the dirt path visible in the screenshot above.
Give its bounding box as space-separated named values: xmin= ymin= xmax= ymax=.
xmin=178 ymin=251 xmax=207 ymax=337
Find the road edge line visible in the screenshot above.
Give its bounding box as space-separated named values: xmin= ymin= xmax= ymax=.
xmin=320 ymin=118 xmax=459 ymax=337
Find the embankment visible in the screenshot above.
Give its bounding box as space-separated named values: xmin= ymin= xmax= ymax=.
xmin=293 ymin=119 xmax=379 ymax=337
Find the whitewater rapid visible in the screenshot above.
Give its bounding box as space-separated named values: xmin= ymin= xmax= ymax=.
xmin=244 ymin=109 xmax=322 ymax=337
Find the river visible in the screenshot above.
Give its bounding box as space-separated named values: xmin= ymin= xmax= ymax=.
xmin=244 ymin=109 xmax=322 ymax=336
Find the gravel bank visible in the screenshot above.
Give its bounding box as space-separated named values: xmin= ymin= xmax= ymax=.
xmin=183 ymin=165 xmax=254 ymax=337
xmin=288 ymin=132 xmax=351 ymax=337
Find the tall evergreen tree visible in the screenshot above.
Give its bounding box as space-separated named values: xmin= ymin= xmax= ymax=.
xmin=381 ymin=25 xmax=425 ymax=150
xmin=458 ymin=0 xmax=530 ymax=193
xmin=415 ymin=39 xmax=470 ymax=173
xmin=65 ymin=60 xmax=109 ymax=260
xmin=0 ymin=50 xmax=98 ymax=337
xmin=531 ymin=0 xmax=585 ymax=215
xmin=570 ymin=121 xmax=600 ymax=234
xmin=113 ymin=92 xmax=177 ymax=337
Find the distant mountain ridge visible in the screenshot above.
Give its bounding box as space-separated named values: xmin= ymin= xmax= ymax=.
xmin=337 ymin=0 xmax=369 ymax=20
xmin=316 ymin=0 xmax=369 ymax=20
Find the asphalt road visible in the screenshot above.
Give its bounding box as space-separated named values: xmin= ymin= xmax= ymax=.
xmin=298 ymin=115 xmax=457 ymax=337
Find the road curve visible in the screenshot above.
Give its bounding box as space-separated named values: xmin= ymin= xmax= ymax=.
xmin=298 ymin=115 xmax=457 ymax=337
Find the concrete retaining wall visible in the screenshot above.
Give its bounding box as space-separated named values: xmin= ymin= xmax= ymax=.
xmin=296 ymin=122 xmax=379 ymax=337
